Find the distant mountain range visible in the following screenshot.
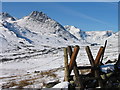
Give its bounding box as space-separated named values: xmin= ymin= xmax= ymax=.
xmin=0 ymin=11 xmax=118 ymax=52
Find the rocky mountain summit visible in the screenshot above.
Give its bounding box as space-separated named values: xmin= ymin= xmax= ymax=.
xmin=0 ymin=11 xmax=118 ymax=52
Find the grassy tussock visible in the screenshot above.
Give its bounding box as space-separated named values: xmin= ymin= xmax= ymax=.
xmin=1 ymin=68 xmax=62 ymax=88
xmin=40 ymin=70 xmax=57 ymax=78
xmin=2 ymin=81 xmax=17 ymax=88
xmin=17 ymin=80 xmax=33 ymax=88
xmin=2 ymin=80 xmax=33 ymax=88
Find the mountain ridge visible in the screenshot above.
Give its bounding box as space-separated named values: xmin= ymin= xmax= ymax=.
xmin=0 ymin=11 xmax=118 ymax=52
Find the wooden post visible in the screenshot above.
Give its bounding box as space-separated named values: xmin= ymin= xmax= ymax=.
xmin=85 ymin=46 xmax=95 ymax=67
xmin=73 ymin=61 xmax=84 ymax=89
xmin=64 ymin=48 xmax=69 ymax=81
xmin=95 ymin=46 xmax=104 ymax=65
xmin=115 ymin=54 xmax=120 ymax=71
xmin=67 ymin=46 xmax=73 ymax=58
xmin=69 ymin=45 xmax=80 ymax=75
xmin=101 ymin=40 xmax=107 ymax=64
xmin=116 ymin=54 xmax=120 ymax=65
xmin=118 ymin=54 xmax=120 ymax=61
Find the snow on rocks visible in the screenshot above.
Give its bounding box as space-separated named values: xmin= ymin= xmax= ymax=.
xmin=100 ymin=64 xmax=115 ymax=73
xmin=52 ymin=81 xmax=69 ymax=88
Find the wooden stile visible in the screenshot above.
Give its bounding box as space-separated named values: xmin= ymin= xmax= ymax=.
xmin=63 ymin=45 xmax=106 ymax=89
xmin=85 ymin=46 xmax=103 ymax=88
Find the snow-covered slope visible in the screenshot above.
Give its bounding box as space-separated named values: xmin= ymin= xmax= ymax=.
xmin=0 ymin=11 xmax=116 ymax=53
xmin=16 ymin=11 xmax=78 ymax=43
xmin=64 ymin=25 xmax=87 ymax=40
xmin=86 ymin=30 xmax=114 ymax=44
xmin=65 ymin=25 xmax=114 ymax=44
xmin=0 ymin=22 xmax=25 ymax=52
xmin=0 ymin=11 xmax=118 ymax=60
xmin=0 ymin=12 xmax=16 ymax=21
xmin=0 ymin=11 xmax=81 ymax=53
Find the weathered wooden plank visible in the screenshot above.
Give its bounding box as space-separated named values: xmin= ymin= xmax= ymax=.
xmin=94 ymin=70 xmax=104 ymax=88
xmin=100 ymin=40 xmax=107 ymax=64
xmin=94 ymin=46 xmax=104 ymax=65
xmin=85 ymin=46 xmax=95 ymax=67
xmin=115 ymin=54 xmax=120 ymax=71
xmin=64 ymin=48 xmax=69 ymax=81
xmin=73 ymin=61 xmax=84 ymax=88
xmin=116 ymin=54 xmax=120 ymax=65
xmin=118 ymin=54 xmax=120 ymax=61
xmin=69 ymin=45 xmax=80 ymax=74
xmin=67 ymin=46 xmax=73 ymax=58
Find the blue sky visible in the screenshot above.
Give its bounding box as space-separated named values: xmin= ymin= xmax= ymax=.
xmin=2 ymin=2 xmax=118 ymax=32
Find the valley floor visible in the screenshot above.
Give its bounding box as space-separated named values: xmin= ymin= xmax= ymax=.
xmin=0 ymin=44 xmax=119 ymax=88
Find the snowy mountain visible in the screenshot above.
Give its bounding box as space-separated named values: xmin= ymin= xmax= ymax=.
xmin=16 ymin=11 xmax=78 ymax=42
xmin=0 ymin=11 xmax=118 ymax=53
xmin=0 ymin=11 xmax=81 ymax=52
xmin=64 ymin=25 xmax=87 ymax=40
xmin=85 ymin=30 xmax=114 ymax=44
xmin=64 ymin=25 xmax=114 ymax=44
xmin=0 ymin=12 xmax=16 ymax=21
xmin=0 ymin=22 xmax=25 ymax=52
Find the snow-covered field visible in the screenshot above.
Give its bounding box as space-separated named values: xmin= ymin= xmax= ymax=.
xmin=0 ymin=11 xmax=119 ymax=88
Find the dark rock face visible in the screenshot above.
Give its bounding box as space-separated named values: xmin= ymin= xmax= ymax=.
xmin=28 ymin=11 xmax=65 ymax=31
xmin=27 ymin=11 xmax=78 ymax=41
xmin=29 ymin=11 xmax=50 ymax=22
xmin=79 ymin=30 xmax=87 ymax=39
xmin=0 ymin=12 xmax=16 ymax=21
xmin=105 ymin=31 xmax=113 ymax=37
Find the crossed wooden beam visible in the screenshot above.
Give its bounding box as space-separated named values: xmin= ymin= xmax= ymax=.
xmin=64 ymin=40 xmax=108 ymax=88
